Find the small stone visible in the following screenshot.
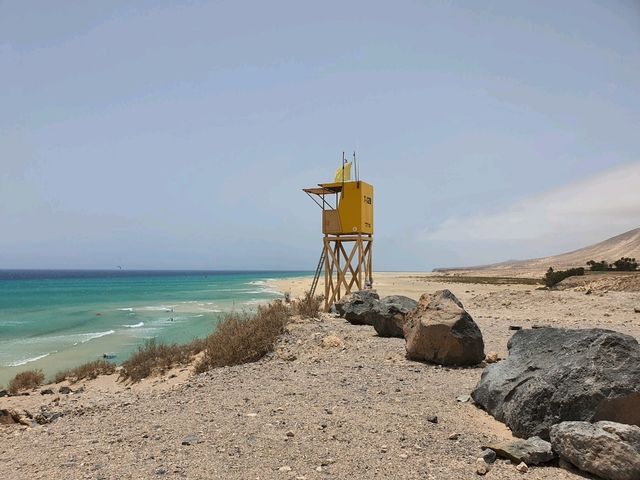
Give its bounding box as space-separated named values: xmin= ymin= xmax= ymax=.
xmin=59 ymin=386 xmax=72 ymax=394
xmin=285 ymin=430 xmax=295 ymax=437
xmin=315 ymin=466 xmax=322 ymax=472
xmin=634 ymin=307 xmax=640 ymax=314
xmin=516 ymin=462 xmax=528 ymax=473
xmin=380 ymin=445 xmax=388 ymax=453
xmin=509 ymin=325 xmax=522 ymax=331
xmin=476 ymin=457 xmax=490 ymax=475
xmin=456 ymin=394 xmax=471 ymax=403
xmin=278 ymin=466 xmax=292 ymax=472
xmin=426 ymin=415 xmax=438 ymax=424
xmin=399 ymin=453 xmax=408 ymax=459
xmin=481 ymin=448 xmax=497 ymax=464
xmin=181 ymin=434 xmax=199 ymax=446
xmin=485 ymin=352 xmax=499 ymax=364
xmin=40 ymin=389 xmax=54 ymax=395
xmin=448 ymin=432 xmax=460 ymax=440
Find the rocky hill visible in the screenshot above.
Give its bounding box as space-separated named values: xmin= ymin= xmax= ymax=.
xmin=435 ymin=228 xmax=640 ymax=277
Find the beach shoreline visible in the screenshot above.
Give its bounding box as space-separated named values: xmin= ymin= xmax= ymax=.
xmin=2 ymin=272 xmax=639 ymax=479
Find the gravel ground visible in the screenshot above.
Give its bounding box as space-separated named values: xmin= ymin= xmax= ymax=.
xmin=2 ymin=284 xmax=639 ymax=479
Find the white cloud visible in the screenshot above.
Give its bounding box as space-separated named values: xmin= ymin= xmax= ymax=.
xmin=424 ymin=162 xmax=640 ymax=243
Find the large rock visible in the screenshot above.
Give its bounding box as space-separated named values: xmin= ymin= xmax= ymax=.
xmin=550 ymin=421 xmax=640 ymax=480
xmin=335 ymin=290 xmax=380 ymax=325
xmin=472 ymin=328 xmax=640 ymax=440
xmin=372 ymin=295 xmax=417 ymax=338
xmin=403 ymin=290 xmax=484 ymax=366
xmin=485 ymin=436 xmax=555 ymax=465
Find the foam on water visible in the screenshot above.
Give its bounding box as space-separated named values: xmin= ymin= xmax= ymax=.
xmin=123 ymin=322 xmax=144 ymax=328
xmin=4 ymin=352 xmax=54 ymax=367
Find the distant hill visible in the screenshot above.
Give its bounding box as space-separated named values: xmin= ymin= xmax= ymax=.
xmin=435 ymin=228 xmax=640 ymax=277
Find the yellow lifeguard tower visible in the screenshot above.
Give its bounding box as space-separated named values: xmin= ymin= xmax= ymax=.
xmin=304 ymin=153 xmax=374 ymax=311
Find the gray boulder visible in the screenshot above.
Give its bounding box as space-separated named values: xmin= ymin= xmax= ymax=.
xmin=403 ymin=290 xmax=484 ymax=366
xmin=485 ymin=436 xmax=554 ymax=465
xmin=550 ymin=421 xmax=640 ymax=480
xmin=472 ymin=328 xmax=640 ymax=440
xmin=372 ymin=295 xmax=417 ymax=338
xmin=335 ymin=290 xmax=380 ymax=325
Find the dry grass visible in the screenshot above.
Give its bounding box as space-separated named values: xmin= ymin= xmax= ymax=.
xmin=8 ymin=369 xmax=45 ymax=394
xmin=118 ymin=338 xmax=202 ymax=383
xmin=294 ymin=291 xmax=322 ymax=318
xmin=54 ymin=360 xmax=116 ymax=384
xmin=195 ymin=300 xmax=290 ymax=373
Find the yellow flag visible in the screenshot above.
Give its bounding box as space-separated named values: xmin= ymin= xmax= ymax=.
xmin=334 ymin=162 xmax=352 ymax=183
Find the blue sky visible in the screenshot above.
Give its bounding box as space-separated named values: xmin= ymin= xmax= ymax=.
xmin=1 ymin=1 xmax=639 ymax=270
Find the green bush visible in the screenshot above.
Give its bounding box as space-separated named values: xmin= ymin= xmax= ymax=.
xmin=587 ymin=260 xmax=609 ymax=271
xmin=544 ymin=267 xmax=585 ymax=288
xmin=612 ymin=257 xmax=638 ymax=271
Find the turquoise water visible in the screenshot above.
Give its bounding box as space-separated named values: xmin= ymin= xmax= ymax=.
xmin=0 ymin=270 xmax=308 ymax=386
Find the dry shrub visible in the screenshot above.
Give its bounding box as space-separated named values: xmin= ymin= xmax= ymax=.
xmin=294 ymin=291 xmax=322 ymax=318
xmin=119 ymin=338 xmax=201 ymax=383
xmin=195 ymin=300 xmax=290 ymax=373
xmin=9 ymin=369 xmax=45 ymax=394
xmin=54 ymin=360 xmax=116 ymax=384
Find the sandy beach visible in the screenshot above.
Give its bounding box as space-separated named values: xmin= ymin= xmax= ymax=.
xmin=2 ymin=272 xmax=639 ymax=479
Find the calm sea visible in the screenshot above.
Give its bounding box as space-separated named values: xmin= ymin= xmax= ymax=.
xmin=0 ymin=270 xmax=308 ymax=386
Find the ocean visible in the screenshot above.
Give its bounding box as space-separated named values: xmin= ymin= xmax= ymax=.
xmin=0 ymin=270 xmax=308 ymax=387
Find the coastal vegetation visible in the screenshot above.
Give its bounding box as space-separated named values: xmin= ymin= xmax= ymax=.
xmin=195 ymin=300 xmax=290 ymax=373
xmin=119 ymin=338 xmax=203 ymax=383
xmin=54 ymin=360 xmax=116 ymax=384
xmin=117 ymin=300 xmax=292 ymax=382
xmin=544 ymin=267 xmax=585 ymax=288
xmin=587 ymin=257 xmax=638 ymax=272
xmin=8 ymin=369 xmax=44 ymax=394
xmin=293 ymin=291 xmax=322 ymax=318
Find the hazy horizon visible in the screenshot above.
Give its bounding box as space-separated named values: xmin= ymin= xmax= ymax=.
xmin=2 ymin=1 xmax=639 ymax=271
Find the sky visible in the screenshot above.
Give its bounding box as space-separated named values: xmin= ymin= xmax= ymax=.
xmin=1 ymin=0 xmax=639 ymax=271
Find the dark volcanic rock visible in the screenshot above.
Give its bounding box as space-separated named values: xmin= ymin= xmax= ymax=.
xmin=59 ymin=386 xmax=73 ymax=394
xmin=335 ymin=290 xmax=380 ymax=325
xmin=551 ymin=421 xmax=640 ymax=480
xmin=372 ymin=295 xmax=417 ymax=338
xmin=472 ymin=328 xmax=640 ymax=440
xmin=403 ymin=290 xmax=484 ymax=366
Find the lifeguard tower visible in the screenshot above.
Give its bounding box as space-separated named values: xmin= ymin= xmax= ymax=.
xmin=304 ymin=153 xmax=374 ymax=311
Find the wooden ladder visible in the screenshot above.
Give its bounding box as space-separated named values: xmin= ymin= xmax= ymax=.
xmin=310 ymin=247 xmax=325 ymax=297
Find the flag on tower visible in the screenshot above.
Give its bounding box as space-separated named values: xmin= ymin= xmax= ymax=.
xmin=334 ymin=162 xmax=352 ymax=183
